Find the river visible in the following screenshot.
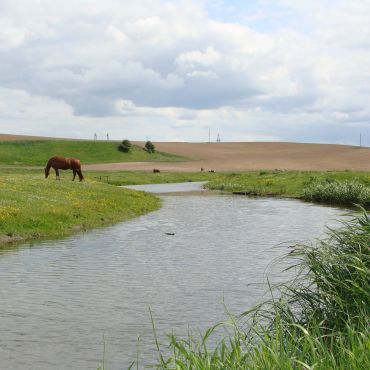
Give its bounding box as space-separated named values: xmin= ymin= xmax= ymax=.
xmin=0 ymin=182 xmax=344 ymax=369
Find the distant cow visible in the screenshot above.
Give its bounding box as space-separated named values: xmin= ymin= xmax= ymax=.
xmin=153 ymin=168 xmax=160 ymax=173
xmin=208 ymin=170 xmax=215 ymax=173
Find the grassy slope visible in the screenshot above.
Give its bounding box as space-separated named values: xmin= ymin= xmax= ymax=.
xmin=0 ymin=172 xmax=161 ymax=244
xmin=0 ymin=140 xmax=186 ymax=165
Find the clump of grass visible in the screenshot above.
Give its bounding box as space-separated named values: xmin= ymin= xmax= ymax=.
xmin=286 ymin=211 xmax=370 ymax=331
xmin=303 ymin=179 xmax=370 ymax=206
xmin=150 ymin=212 xmax=370 ymax=369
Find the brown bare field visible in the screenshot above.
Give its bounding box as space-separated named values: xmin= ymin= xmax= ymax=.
xmin=0 ymin=133 xmax=58 ymax=141
xmin=84 ymin=141 xmax=370 ymax=172
xmin=1 ymin=134 xmax=370 ymax=171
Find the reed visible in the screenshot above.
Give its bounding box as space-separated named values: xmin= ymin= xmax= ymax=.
xmin=303 ymin=179 xmax=370 ymax=206
xmin=150 ymin=212 xmax=370 ymax=369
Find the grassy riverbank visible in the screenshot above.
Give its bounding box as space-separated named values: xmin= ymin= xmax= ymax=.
xmin=0 ymin=140 xmax=185 ymax=165
xmin=0 ymin=172 xmax=160 ymax=245
xmin=90 ymin=169 xmax=370 ymax=207
xmin=152 ymin=212 xmax=370 ymax=369
xmin=88 ymin=169 xmax=369 ymax=188
xmin=2 ymin=168 xmax=370 ymax=245
xmin=205 ymin=171 xmax=370 ymax=206
xmin=205 ymin=170 xmax=370 ymax=195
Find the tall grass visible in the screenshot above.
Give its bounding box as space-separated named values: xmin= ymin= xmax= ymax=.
xmin=150 ymin=212 xmax=370 ymax=369
xmin=303 ymin=179 xmax=370 ymax=206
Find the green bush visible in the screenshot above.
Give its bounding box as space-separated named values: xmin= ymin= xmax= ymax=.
xmin=145 ymin=140 xmax=155 ymax=153
xmin=118 ymin=139 xmax=132 ymax=153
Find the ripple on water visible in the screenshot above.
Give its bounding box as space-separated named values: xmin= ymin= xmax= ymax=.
xmin=0 ymin=190 xmax=345 ymax=369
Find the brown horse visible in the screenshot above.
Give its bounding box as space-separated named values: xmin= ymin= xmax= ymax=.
xmin=45 ymin=156 xmax=84 ymax=181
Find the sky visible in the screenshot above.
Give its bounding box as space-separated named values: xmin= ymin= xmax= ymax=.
xmin=0 ymin=0 xmax=369 ymax=144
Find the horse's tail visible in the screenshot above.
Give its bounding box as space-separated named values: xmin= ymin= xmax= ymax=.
xmin=78 ymin=169 xmax=84 ymax=181
xmin=73 ymin=159 xmax=84 ymax=181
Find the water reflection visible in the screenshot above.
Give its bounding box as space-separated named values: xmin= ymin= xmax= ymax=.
xmin=0 ymin=190 xmax=344 ymax=369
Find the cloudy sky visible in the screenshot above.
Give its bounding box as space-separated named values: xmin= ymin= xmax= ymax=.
xmin=0 ymin=0 xmax=369 ymax=144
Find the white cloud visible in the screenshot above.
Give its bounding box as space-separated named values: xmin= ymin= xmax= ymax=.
xmin=0 ymin=0 xmax=369 ymax=144
xmin=176 ymin=47 xmax=221 ymax=68
xmin=0 ymin=18 xmax=30 ymax=51
xmin=0 ymin=88 xmax=72 ymax=119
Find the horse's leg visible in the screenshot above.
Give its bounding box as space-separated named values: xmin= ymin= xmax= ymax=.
xmin=77 ymin=169 xmax=84 ymax=182
xmin=55 ymin=168 xmax=60 ymax=180
xmin=72 ymin=169 xmax=76 ymax=181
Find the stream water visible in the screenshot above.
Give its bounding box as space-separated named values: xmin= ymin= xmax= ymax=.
xmin=0 ymin=183 xmax=345 ymax=369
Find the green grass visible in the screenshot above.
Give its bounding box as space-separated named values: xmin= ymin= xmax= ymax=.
xmin=0 ymin=167 xmax=214 ymax=187
xmin=0 ymin=171 xmax=161 ymax=245
xmin=150 ymin=212 xmax=370 ymax=369
xmin=205 ymin=170 xmax=370 ymax=196
xmin=0 ymin=140 xmax=186 ymax=165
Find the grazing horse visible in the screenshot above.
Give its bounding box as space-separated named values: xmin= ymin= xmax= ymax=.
xmin=45 ymin=156 xmax=84 ymax=181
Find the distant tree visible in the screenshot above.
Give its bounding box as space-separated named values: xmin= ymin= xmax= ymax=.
xmin=145 ymin=140 xmax=155 ymax=153
xmin=118 ymin=139 xmax=132 ymax=153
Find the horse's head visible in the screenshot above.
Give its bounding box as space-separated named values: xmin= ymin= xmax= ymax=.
xmin=44 ymin=167 xmax=49 ymax=178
